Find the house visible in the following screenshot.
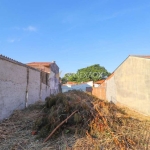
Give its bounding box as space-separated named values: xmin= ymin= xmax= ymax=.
xmin=26 ymin=61 xmax=59 ymax=75
xmin=27 ymin=62 xmax=52 ymax=73
xmin=27 ymin=61 xmax=60 ymax=95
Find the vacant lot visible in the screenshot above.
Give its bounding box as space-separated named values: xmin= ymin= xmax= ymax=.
xmin=0 ymin=91 xmax=150 ymax=150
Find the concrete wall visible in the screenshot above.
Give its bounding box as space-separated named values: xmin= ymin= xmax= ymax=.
xmin=49 ymin=63 xmax=60 ymax=95
xmin=0 ymin=56 xmax=60 ymax=121
xmin=114 ymin=56 xmax=150 ymax=115
xmin=62 ymin=81 xmax=93 ymax=93
xmin=28 ymin=68 xmax=41 ymax=105
xmin=106 ymin=76 xmax=116 ymax=103
xmin=41 ymin=83 xmax=51 ymax=101
xmin=0 ymin=58 xmax=27 ymax=120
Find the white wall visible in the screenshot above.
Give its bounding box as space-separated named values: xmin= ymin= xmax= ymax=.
xmin=94 ymin=84 xmax=100 ymax=87
xmin=62 ymin=81 xmax=93 ymax=93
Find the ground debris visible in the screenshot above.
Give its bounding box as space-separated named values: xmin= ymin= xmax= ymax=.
xmin=0 ymin=91 xmax=150 ymax=150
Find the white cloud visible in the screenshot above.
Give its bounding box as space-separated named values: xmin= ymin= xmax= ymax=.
xmin=12 ymin=26 xmax=37 ymax=31
xmin=23 ymin=26 xmax=37 ymax=32
xmin=8 ymin=39 xmax=15 ymax=43
xmin=7 ymin=38 xmax=21 ymax=43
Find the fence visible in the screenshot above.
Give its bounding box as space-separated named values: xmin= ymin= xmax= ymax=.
xmin=91 ymin=85 xmax=106 ymax=100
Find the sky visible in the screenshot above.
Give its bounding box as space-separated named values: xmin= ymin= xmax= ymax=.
xmin=0 ymin=0 xmax=150 ymax=76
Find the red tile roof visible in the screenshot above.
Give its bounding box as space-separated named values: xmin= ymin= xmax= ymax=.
xmin=95 ymin=79 xmax=105 ymax=84
xmin=27 ymin=62 xmax=52 ymax=67
xmin=94 ymin=73 xmax=114 ymax=84
xmin=106 ymin=73 xmax=114 ymax=80
xmin=67 ymin=82 xmax=77 ymax=85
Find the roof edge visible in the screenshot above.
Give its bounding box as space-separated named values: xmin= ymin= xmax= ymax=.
xmin=0 ymin=54 xmax=40 ymax=72
xmin=111 ymin=54 xmax=150 ymax=75
xmin=130 ymin=55 xmax=150 ymax=59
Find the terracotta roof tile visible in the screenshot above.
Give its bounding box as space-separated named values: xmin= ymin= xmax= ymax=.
xmin=106 ymin=73 xmax=114 ymax=80
xmin=95 ymin=79 xmax=105 ymax=84
xmin=67 ymin=82 xmax=77 ymax=85
xmin=27 ymin=62 xmax=52 ymax=67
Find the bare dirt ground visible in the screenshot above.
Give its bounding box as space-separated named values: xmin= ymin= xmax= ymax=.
xmin=0 ymin=102 xmax=81 ymax=150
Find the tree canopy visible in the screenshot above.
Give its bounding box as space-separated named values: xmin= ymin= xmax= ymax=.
xmin=61 ymin=64 xmax=111 ymax=84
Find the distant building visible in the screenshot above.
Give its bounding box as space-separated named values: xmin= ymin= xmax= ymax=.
xmin=26 ymin=62 xmax=52 ymax=73
xmin=27 ymin=61 xmax=60 ymax=95
xmin=62 ymin=81 xmax=93 ymax=93
xmin=66 ymin=81 xmax=77 ymax=85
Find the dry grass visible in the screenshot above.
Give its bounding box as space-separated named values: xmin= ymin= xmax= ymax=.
xmin=116 ymin=102 xmax=150 ymax=121
xmin=0 ymin=91 xmax=150 ymax=150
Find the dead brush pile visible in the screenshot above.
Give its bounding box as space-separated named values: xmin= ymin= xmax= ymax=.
xmin=33 ymin=90 xmax=150 ymax=149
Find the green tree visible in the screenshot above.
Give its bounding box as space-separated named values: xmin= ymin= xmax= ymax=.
xmin=62 ymin=64 xmax=111 ymax=83
xmin=61 ymin=73 xmax=77 ymax=84
xmin=76 ymin=64 xmax=110 ymax=82
xmin=61 ymin=77 xmax=67 ymax=84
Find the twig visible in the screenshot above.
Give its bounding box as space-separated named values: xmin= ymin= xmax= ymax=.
xmin=43 ymin=110 xmax=78 ymax=143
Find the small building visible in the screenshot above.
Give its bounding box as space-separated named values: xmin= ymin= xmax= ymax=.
xmin=27 ymin=61 xmax=60 ymax=95
xmin=26 ymin=62 xmax=53 ymax=73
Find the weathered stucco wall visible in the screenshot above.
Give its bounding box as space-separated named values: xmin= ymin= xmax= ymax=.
xmin=28 ymin=69 xmax=41 ymax=105
xmin=0 ymin=56 xmax=60 ymax=121
xmin=49 ymin=63 xmax=60 ymax=95
xmin=106 ymin=76 xmax=116 ymax=103
xmin=115 ymin=56 xmax=150 ymax=115
xmin=41 ymin=83 xmax=51 ymax=101
xmin=0 ymin=59 xmax=27 ymax=121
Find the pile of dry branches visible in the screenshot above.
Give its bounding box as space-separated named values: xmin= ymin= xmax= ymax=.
xmin=32 ymin=90 xmax=150 ymax=149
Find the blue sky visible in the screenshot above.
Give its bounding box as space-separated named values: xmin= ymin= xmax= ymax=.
xmin=0 ymin=0 xmax=150 ymax=76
